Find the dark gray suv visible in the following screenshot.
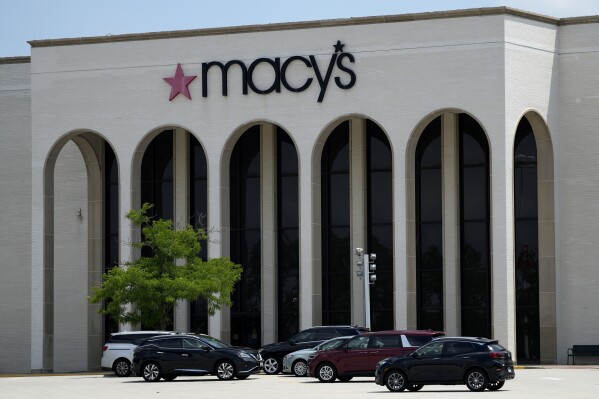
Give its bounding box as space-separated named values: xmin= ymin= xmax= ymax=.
xmin=259 ymin=325 xmax=369 ymax=374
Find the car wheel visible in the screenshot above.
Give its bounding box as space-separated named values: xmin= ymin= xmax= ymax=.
xmin=113 ymin=358 xmax=132 ymax=377
xmin=338 ymin=376 xmax=353 ymax=382
xmin=487 ymin=381 xmax=505 ymax=391
xmin=407 ymin=384 xmax=423 ymax=391
xmin=316 ymin=363 xmax=337 ymax=383
xmin=465 ymin=369 xmax=488 ymax=392
xmin=263 ymin=357 xmax=281 ymax=375
xmin=292 ymin=360 xmax=308 ymax=377
xmin=216 ymin=360 xmax=236 ymax=380
xmin=142 ymin=361 xmax=162 ymax=382
xmin=385 ymin=370 xmax=408 ymax=392
xmin=163 ymin=375 xmax=177 ymax=381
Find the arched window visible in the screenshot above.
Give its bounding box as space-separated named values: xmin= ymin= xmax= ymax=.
xmin=415 ymin=116 xmax=443 ymax=331
xmin=459 ymin=114 xmax=491 ymax=338
xmin=189 ymin=135 xmax=208 ymax=334
xmin=230 ymin=126 xmax=261 ymax=347
xmin=514 ymin=117 xmax=540 ymax=363
xmin=321 ymin=121 xmax=351 ymax=325
xmin=367 ymin=120 xmax=394 ymax=330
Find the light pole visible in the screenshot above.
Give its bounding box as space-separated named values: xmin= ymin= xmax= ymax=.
xmin=355 ymin=248 xmax=376 ymax=329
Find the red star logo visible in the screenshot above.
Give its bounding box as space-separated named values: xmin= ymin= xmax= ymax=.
xmin=163 ymin=63 xmax=197 ymax=101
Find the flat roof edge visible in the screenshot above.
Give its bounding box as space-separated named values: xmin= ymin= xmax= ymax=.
xmin=0 ymin=56 xmax=31 ymax=64
xmin=25 ymin=7 xmax=598 ymax=50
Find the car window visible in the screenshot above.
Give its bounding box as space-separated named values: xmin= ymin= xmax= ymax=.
xmin=403 ymin=335 xmax=434 ymax=347
xmin=183 ymin=338 xmax=205 ymax=349
xmin=293 ymin=330 xmax=317 ymax=342
xmin=317 ymin=339 xmax=338 ymax=350
xmin=487 ymin=343 xmax=505 ymax=352
xmin=347 ymin=336 xmax=370 ymax=350
xmin=414 ymin=341 xmax=444 ymax=357
xmin=314 ymin=329 xmax=335 ymax=340
xmin=336 ymin=328 xmax=359 ymax=336
xmin=444 ymin=342 xmax=477 ymax=355
xmin=370 ymin=335 xmax=400 ymax=348
xmin=157 ymin=338 xmax=182 ymax=349
xmin=198 ymin=335 xmax=232 ymax=349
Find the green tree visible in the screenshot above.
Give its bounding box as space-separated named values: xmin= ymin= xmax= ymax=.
xmin=89 ymin=203 xmax=242 ymax=330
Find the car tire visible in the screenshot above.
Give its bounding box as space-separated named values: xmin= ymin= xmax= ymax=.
xmin=113 ymin=358 xmax=132 ymax=377
xmin=263 ymin=357 xmax=281 ymax=375
xmin=142 ymin=361 xmax=162 ymax=382
xmin=465 ymin=369 xmax=488 ymax=392
xmin=407 ymin=384 xmax=423 ymax=391
xmin=292 ymin=360 xmax=308 ymax=377
xmin=338 ymin=376 xmax=353 ymax=382
xmin=316 ymin=362 xmax=337 ymax=383
xmin=487 ymin=381 xmax=505 ymax=391
xmin=163 ymin=375 xmax=177 ymax=381
xmin=216 ymin=359 xmax=236 ymax=380
xmin=385 ymin=370 xmax=408 ymax=392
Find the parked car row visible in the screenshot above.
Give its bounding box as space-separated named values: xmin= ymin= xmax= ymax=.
xmin=101 ymin=326 xmax=515 ymax=392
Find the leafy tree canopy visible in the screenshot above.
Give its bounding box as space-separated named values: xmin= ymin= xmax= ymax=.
xmin=89 ymin=203 xmax=242 ymax=329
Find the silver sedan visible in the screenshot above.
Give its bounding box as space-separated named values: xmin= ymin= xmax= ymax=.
xmin=282 ymin=336 xmax=353 ymax=376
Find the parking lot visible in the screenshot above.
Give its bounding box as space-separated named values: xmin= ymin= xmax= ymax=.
xmin=1 ymin=367 xmax=599 ymax=399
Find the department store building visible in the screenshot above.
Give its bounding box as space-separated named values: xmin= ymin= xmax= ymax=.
xmin=2 ymin=7 xmax=599 ymax=373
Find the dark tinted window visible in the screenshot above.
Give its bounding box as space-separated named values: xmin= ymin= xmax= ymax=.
xmin=293 ymin=330 xmax=317 ymax=342
xmin=444 ymin=341 xmax=477 ymax=355
xmin=370 ymin=335 xmax=400 ymax=348
xmin=347 ymin=336 xmax=370 ymax=349
xmin=336 ymin=328 xmax=360 ymax=336
xmin=315 ymin=329 xmax=336 ymax=340
xmin=416 ymin=116 xmax=444 ymax=331
xmin=415 ymin=341 xmax=444 ymax=357
xmin=158 ymin=338 xmax=182 ymax=348
xmin=404 ymin=335 xmax=435 ymax=347
xmin=183 ymin=338 xmax=205 ymax=349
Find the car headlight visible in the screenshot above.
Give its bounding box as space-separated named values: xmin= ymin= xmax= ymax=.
xmin=239 ymin=352 xmax=254 ymax=360
xmin=284 ymin=354 xmax=291 ymax=360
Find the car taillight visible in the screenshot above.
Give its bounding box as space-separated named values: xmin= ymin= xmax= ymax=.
xmin=103 ymin=345 xmax=108 ymax=352
xmin=488 ymin=352 xmax=505 ymax=359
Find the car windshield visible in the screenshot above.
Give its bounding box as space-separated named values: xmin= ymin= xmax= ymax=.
xmin=199 ymin=335 xmax=232 ymax=349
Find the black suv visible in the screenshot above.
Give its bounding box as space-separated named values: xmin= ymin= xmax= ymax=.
xmin=375 ymin=337 xmax=515 ymax=392
xmin=132 ymin=334 xmax=262 ymax=382
xmin=260 ymin=325 xmax=368 ymax=374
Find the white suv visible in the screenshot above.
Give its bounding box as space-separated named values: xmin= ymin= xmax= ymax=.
xmin=101 ymin=331 xmax=174 ymax=376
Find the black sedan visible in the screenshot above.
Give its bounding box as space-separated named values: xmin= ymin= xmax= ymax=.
xmin=375 ymin=337 xmax=515 ymax=392
xmin=132 ymin=334 xmax=262 ymax=382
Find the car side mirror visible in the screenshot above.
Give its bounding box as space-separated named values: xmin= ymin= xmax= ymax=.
xmin=411 ymin=352 xmax=421 ymax=359
xmin=200 ymin=345 xmax=212 ymax=351
xmin=288 ymin=339 xmax=296 ymax=345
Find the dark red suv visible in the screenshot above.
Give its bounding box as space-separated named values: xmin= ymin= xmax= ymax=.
xmin=307 ymin=330 xmax=444 ymax=382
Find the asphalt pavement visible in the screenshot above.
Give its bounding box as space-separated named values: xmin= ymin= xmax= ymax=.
xmin=1 ymin=367 xmax=599 ymax=399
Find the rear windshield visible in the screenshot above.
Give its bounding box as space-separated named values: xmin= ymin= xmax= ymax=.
xmin=487 ymin=343 xmax=506 ymax=352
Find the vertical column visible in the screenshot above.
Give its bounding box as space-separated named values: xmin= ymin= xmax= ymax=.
xmin=300 ymin=144 xmax=315 ymax=329
xmin=261 ymin=124 xmax=277 ymax=343
xmin=209 ymin=134 xmax=226 ymax=340
xmin=442 ymin=113 xmax=460 ymax=336
xmin=174 ymin=129 xmax=190 ymax=332
xmin=121 ymin=146 xmax=138 ymax=332
xmin=491 ymin=124 xmax=516 ymax=354
xmin=349 ymin=118 xmax=367 ymax=326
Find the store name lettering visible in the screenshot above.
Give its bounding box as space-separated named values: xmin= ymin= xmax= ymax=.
xmin=163 ymin=41 xmax=356 ymax=103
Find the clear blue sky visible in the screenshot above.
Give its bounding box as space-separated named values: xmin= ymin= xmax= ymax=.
xmin=1 ymin=0 xmax=598 ymax=57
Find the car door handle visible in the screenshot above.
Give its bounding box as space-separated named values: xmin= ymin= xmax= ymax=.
xmin=182 ymin=353 xmax=189 ymax=357
xmin=461 ymin=356 xmax=470 ymax=359
xmin=157 ymin=352 xmax=164 ymax=354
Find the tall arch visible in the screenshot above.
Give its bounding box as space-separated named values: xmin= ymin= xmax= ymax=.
xmin=221 ymin=121 xmax=300 ymax=347
xmin=41 ymin=131 xmax=116 ymax=372
xmin=315 ymin=115 xmax=394 ymax=330
xmin=407 ymin=110 xmax=491 ymax=337
xmin=513 ymin=111 xmax=556 ymax=364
